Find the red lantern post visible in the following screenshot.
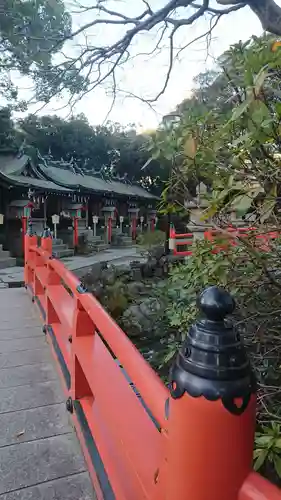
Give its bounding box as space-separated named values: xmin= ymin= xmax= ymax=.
xmin=22 ymin=216 xmax=27 ymax=236
xmin=22 ymin=216 xmax=29 ymax=253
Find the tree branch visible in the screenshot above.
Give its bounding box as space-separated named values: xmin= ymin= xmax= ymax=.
xmin=24 ymin=0 xmax=281 ymax=109
xmin=217 ymin=0 xmax=281 ymax=35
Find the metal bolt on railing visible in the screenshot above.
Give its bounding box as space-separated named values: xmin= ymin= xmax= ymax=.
xmin=76 ymin=281 xmax=88 ymax=294
xmin=66 ymin=396 xmax=74 ymax=414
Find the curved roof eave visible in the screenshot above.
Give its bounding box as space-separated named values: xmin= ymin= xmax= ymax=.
xmin=0 ymin=154 xmax=158 ymax=200
xmin=38 ymin=164 xmax=158 ymax=200
xmin=0 ymin=170 xmax=72 ymax=193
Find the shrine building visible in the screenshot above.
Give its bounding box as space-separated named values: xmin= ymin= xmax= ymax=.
xmin=0 ymin=151 xmax=157 ymax=258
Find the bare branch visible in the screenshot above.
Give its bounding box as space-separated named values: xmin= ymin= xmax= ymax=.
xmin=57 ymin=0 xmax=245 ymax=107
xmin=22 ymin=0 xmax=281 ymax=111
xmin=141 ymin=0 xmax=154 ymax=16
xmin=191 ymin=1 xmax=246 ymax=14
xmin=217 ymin=0 xmax=281 ymax=35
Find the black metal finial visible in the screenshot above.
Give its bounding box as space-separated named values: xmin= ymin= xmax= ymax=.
xmin=199 ymin=286 xmax=235 ymax=321
xmin=169 ymin=286 xmax=256 ymax=415
xmin=26 ymin=219 xmax=33 ymax=236
xmin=42 ymin=227 xmax=51 ymax=238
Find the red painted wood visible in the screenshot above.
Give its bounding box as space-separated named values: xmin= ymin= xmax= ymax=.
xmin=23 ymin=230 xmax=281 ymax=500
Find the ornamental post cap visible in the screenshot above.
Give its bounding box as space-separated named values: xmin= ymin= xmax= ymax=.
xmin=199 ymin=286 xmax=235 ymax=322
xmin=169 ymin=285 xmax=256 ymax=413
xmin=42 ymin=227 xmax=51 ymax=238
xmin=26 ymin=219 xmax=33 ymax=236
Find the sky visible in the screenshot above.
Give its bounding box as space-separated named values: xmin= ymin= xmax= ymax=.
xmin=14 ymin=0 xmax=270 ymax=131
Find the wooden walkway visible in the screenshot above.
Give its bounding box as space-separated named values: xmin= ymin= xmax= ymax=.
xmin=0 ymin=288 xmax=95 ymax=500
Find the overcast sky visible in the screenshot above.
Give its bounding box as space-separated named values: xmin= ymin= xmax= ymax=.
xmin=14 ymin=0 xmax=269 ymax=130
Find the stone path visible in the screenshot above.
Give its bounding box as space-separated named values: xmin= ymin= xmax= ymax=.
xmin=0 ymin=267 xmax=23 ymax=288
xmin=65 ymin=247 xmax=143 ymax=272
xmin=0 ymin=288 xmax=95 ymax=500
xmin=0 ymin=247 xmax=144 ymax=287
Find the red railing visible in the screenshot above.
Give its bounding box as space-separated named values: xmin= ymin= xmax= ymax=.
xmin=169 ymin=225 xmax=280 ymax=256
xmin=169 ymin=225 xmax=193 ymax=255
xmin=24 ymin=226 xmax=281 ymax=500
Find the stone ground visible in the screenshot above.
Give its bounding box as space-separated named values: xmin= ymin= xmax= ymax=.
xmin=0 ymin=287 xmax=96 ymax=499
xmin=0 ymin=247 xmax=145 ymax=287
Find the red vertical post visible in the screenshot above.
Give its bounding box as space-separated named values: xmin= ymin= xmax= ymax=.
xmin=168 ymin=225 xmax=177 ymax=255
xmin=71 ymin=296 xmax=94 ymax=401
xmin=204 ymin=228 xmax=215 ymax=241
xmin=108 ymin=216 xmax=112 ymax=244
xmin=24 ymin=220 xmax=37 ymax=287
xmin=74 ymin=216 xmax=78 ymax=248
xmin=165 ymin=286 xmax=256 ymax=500
xmin=168 ymin=224 xmax=176 ymax=254
xmin=22 ymin=216 xmax=27 ymax=253
xmin=151 ymin=217 xmax=155 ymax=232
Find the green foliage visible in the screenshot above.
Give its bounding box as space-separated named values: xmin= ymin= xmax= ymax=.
xmin=147 ymin=34 xmax=281 ymax=222
xmin=103 ymin=279 xmax=129 ymax=319
xmin=166 ymin=240 xmax=231 ymax=330
xmin=139 ymin=32 xmax=281 ymax=488
xmin=136 ymin=230 xmax=165 ymax=250
xmin=0 ymin=107 xmax=20 ymax=153
xmin=17 ymin=114 xmax=165 ymax=194
xmin=158 ymin=239 xmax=240 ymax=363
xmin=1 ymin=0 xmax=71 ymax=68
xmin=0 ymin=0 xmax=72 ymax=106
xmin=254 ymin=424 xmax=281 ymax=480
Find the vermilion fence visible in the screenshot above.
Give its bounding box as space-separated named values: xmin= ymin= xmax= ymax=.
xmin=169 ymin=225 xmax=280 ymax=256
xmin=169 ymin=225 xmax=194 ymax=255
xmin=24 ymin=224 xmax=281 ymax=500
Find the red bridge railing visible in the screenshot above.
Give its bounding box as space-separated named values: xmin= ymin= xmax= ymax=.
xmin=169 ymin=225 xmax=280 ymax=256
xmin=169 ymin=225 xmax=194 ymax=256
xmin=24 ymin=223 xmax=281 ymax=500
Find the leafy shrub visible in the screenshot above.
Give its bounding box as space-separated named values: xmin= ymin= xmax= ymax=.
xmin=254 ymin=424 xmax=281 ymax=482
xmin=136 ymin=229 xmax=166 ymax=249
xmin=158 ymin=233 xmax=281 ymax=484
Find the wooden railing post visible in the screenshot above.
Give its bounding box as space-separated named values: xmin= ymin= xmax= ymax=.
xmin=169 ymin=224 xmax=176 ymax=254
xmin=24 ymin=220 xmax=37 ymax=287
xmin=41 ymin=227 xmax=53 ymax=255
xmin=72 ymin=284 xmax=94 ymax=401
xmin=204 ymin=228 xmax=212 ymax=241
xmin=166 ymin=286 xmax=256 ymax=500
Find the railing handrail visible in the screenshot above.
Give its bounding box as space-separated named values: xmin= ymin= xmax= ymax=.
xmin=75 ymin=291 xmax=169 ymax=429
xmin=169 ymin=225 xmax=280 ymax=257
xmin=28 ymin=239 xmax=168 ymax=429
xmin=174 ymin=232 xmax=193 ymax=238
xmin=239 ymin=472 xmax=281 ymax=500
